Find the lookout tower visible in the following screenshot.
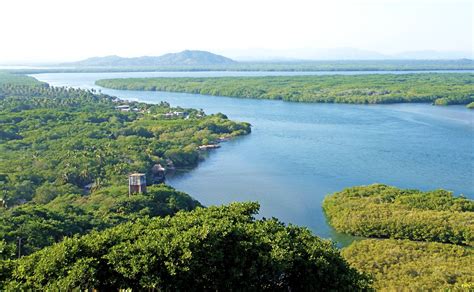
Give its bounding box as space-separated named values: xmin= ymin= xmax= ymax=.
xmin=129 ymin=173 xmax=146 ymax=196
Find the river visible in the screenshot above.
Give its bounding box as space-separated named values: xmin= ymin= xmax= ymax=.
xmin=32 ymin=71 xmax=474 ymax=245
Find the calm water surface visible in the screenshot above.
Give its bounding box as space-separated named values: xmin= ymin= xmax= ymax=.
xmin=33 ymin=71 xmax=474 ymax=245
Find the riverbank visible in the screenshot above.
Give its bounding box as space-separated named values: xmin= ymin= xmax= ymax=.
xmin=95 ymin=73 xmax=474 ymax=106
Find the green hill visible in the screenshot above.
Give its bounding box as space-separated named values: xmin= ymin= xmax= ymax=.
xmin=63 ymin=50 xmax=236 ymax=67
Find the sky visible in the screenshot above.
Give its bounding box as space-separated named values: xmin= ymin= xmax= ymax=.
xmin=0 ymin=0 xmax=472 ymax=63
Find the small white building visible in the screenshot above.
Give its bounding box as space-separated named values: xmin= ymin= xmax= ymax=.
xmin=129 ymin=173 xmax=146 ymax=195
xmin=116 ymin=105 xmax=130 ymax=112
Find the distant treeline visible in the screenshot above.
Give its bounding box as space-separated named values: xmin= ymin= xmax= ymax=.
xmin=96 ymin=73 xmax=474 ymax=106
xmin=6 ymin=59 xmax=474 ymax=74
xmin=0 ymin=72 xmax=47 ymax=87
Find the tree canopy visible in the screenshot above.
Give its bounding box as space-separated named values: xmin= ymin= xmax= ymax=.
xmin=324 ymin=184 xmax=474 ymax=290
xmin=0 ymin=185 xmax=200 ymax=259
xmin=342 ymin=239 xmax=473 ymax=291
xmin=1 ymin=202 xmax=371 ymax=291
xmin=1 ymin=78 xmax=250 ymax=207
xmin=96 ymin=73 xmax=474 ymax=106
xmin=323 ymin=184 xmax=474 ymax=246
xmin=0 ymin=72 xmax=247 ymax=260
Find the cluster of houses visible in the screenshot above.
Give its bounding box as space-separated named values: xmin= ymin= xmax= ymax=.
xmin=115 ymin=104 xmax=191 ymax=120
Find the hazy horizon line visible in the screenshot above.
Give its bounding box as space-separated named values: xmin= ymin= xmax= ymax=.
xmin=1 ymin=47 xmax=472 ymax=65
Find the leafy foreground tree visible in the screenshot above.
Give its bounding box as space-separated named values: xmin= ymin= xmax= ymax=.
xmin=0 ymin=185 xmax=200 ymax=259
xmin=342 ymin=239 xmax=474 ymax=291
xmin=1 ymin=202 xmax=371 ymax=291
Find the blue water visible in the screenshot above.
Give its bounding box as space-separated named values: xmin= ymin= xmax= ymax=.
xmin=33 ymin=71 xmax=474 ymax=244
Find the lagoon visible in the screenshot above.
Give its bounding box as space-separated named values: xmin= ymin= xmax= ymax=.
xmin=33 ymin=71 xmax=474 ymax=244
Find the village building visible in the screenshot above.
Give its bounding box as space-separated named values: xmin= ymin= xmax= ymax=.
xmin=116 ymin=105 xmax=130 ymax=112
xmin=0 ymin=198 xmax=6 ymax=208
xmin=198 ymin=144 xmax=221 ymax=150
xmin=129 ymin=173 xmax=146 ymax=196
xmin=151 ymin=164 xmax=166 ymax=183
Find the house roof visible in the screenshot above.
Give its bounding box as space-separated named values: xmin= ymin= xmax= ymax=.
xmin=129 ymin=173 xmax=145 ymax=177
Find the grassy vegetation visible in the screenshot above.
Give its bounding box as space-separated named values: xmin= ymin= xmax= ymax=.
xmin=342 ymin=239 xmax=473 ymax=291
xmin=96 ymin=73 xmax=474 ymax=106
xmin=323 ymin=184 xmax=474 ymax=246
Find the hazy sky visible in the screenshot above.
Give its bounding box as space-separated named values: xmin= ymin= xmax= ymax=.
xmin=0 ymin=0 xmax=472 ymax=63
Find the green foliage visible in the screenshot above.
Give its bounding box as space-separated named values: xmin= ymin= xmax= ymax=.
xmin=0 ymin=73 xmax=248 ymax=259
xmin=322 ymin=184 xmax=474 ymax=246
xmin=467 ymin=101 xmax=474 ymax=109
xmin=96 ymin=73 xmax=474 ymax=105
xmin=342 ymin=239 xmax=474 ymax=291
xmin=0 ymin=71 xmax=46 ymax=87
xmin=0 ymin=185 xmax=200 ymax=259
xmin=1 ymin=202 xmax=371 ymax=291
xmin=0 ymin=81 xmax=250 ymax=206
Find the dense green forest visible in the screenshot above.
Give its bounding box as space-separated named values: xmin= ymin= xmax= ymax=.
xmin=95 ymin=73 xmax=474 ymax=106
xmin=0 ymin=184 xmax=200 ymax=259
xmin=2 ymin=72 xmax=473 ymax=290
xmin=342 ymin=239 xmax=473 ymax=290
xmin=0 ymin=73 xmax=371 ymax=290
xmin=323 ymin=184 xmax=473 ymax=246
xmin=0 ymin=72 xmax=249 ymax=259
xmin=323 ymin=184 xmax=474 ymax=289
xmin=1 ymin=78 xmax=250 ymax=207
xmin=1 ymin=202 xmax=370 ymax=290
xmin=0 ymin=72 xmax=46 ymax=86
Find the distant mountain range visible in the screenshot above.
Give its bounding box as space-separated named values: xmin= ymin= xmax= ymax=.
xmin=60 ymin=48 xmax=472 ymax=67
xmin=63 ymin=50 xmax=236 ymax=67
